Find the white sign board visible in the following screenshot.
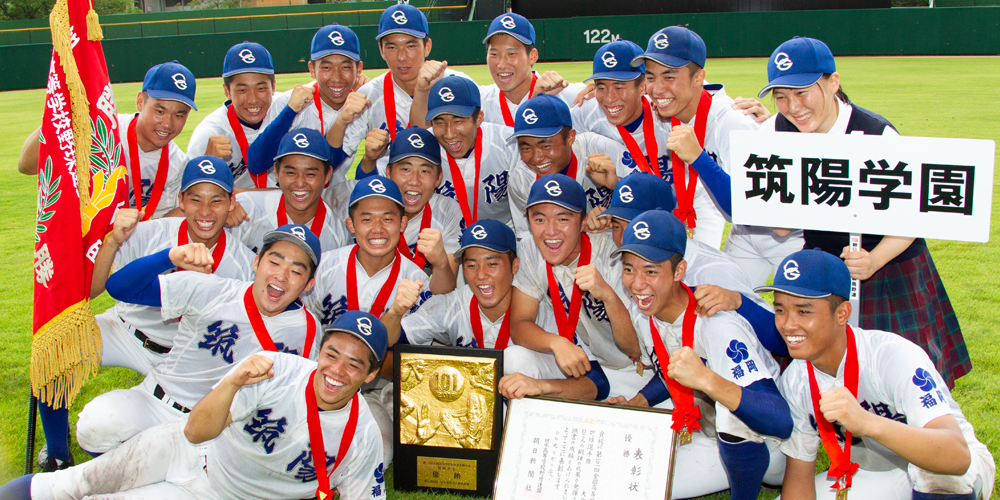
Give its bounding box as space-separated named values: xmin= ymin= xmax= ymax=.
xmin=494 ymin=397 xmax=676 ymax=500
xmin=729 ymin=131 xmax=995 ymax=242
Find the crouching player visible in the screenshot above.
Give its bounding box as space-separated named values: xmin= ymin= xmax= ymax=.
xmin=758 ymin=250 xmax=995 ymax=500
xmin=612 ymin=210 xmax=790 ymax=499
xmin=0 ymin=311 xmax=387 ymax=500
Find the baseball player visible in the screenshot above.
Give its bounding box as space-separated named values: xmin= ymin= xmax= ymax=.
xmin=611 ymin=210 xmax=790 ymax=500
xmin=507 ymin=94 xmax=635 ymax=235
xmin=74 ymin=224 xmax=323 ymax=454
xmin=187 ymin=42 xmax=285 ymax=189
xmin=230 ymin=128 xmax=353 ymax=254
xmin=759 ymin=250 xmax=994 ymax=500
xmin=0 ymin=311 xmax=388 ymax=500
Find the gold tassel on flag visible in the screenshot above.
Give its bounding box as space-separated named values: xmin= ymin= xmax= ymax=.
xmin=86 ymin=0 xmax=102 ymax=41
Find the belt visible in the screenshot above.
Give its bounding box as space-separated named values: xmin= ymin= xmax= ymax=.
xmin=132 ymin=328 xmax=171 ymax=355
xmin=152 ymin=384 xmax=191 ymax=414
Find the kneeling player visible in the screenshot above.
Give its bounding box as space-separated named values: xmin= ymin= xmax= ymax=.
xmin=0 ymin=312 xmax=387 ymax=500
xmin=612 ymin=210 xmax=790 ymax=500
xmin=758 ymin=250 xmax=994 ymax=500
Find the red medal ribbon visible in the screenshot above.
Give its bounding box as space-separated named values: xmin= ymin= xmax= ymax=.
xmin=313 ymin=84 xmax=325 ymax=132
xmin=446 ymin=129 xmax=483 ymax=226
xmin=397 ymin=204 xmax=433 ymax=270
xmin=536 ymin=153 xmax=578 ymax=181
xmin=225 ymin=104 xmax=266 ymax=188
xmin=617 ymin=99 xmax=660 ymax=177
xmin=499 ymin=73 xmax=538 ymax=127
xmin=545 ymin=233 xmax=591 ymax=341
xmin=346 ymin=245 xmax=401 ymax=319
xmin=176 ymin=220 xmax=227 ymax=274
xmin=670 ymin=89 xmax=712 ymax=231
xmin=277 ymin=195 xmax=327 ymax=238
xmin=305 ymin=374 xmax=358 ymax=500
xmin=808 ymin=325 xmax=861 ymax=497
xmin=649 ymin=283 xmax=702 ymax=436
xmin=469 ymin=296 xmax=510 ymax=350
xmin=127 ymin=115 xmax=169 ymax=221
xmin=383 ymin=71 xmax=398 ymax=141
xmin=242 ymin=286 xmax=317 ymax=358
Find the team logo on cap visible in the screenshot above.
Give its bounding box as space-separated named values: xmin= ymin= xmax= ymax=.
xmin=292 ymin=133 xmax=310 ymax=148
xmin=633 ymin=221 xmax=651 ymax=240
xmin=391 ymin=10 xmax=408 ymax=25
xmin=653 ymin=33 xmax=669 ymax=50
xmin=774 ymin=52 xmax=793 ymax=71
xmin=601 ymin=50 xmax=618 ymax=68
xmin=357 ymin=317 xmax=373 ymax=336
xmin=197 ymin=159 xmax=216 ymax=174
xmin=369 ymin=179 xmax=387 ymax=193
xmin=408 ymin=133 xmax=425 ymax=149
xmin=328 ymin=30 xmax=345 ymax=46
xmin=290 ymin=226 xmax=307 ymax=242
xmin=238 ymin=49 xmax=255 ymax=64
xmin=500 ymin=15 xmax=517 ymax=30
xmin=618 ymin=184 xmax=634 ymax=203
xmin=438 ymin=87 xmax=455 ymax=102
xmin=522 ymin=108 xmax=538 ymax=125
xmin=471 ymin=225 xmax=488 ymax=240
xmin=544 ymin=179 xmax=562 ymax=196
xmin=782 ymin=259 xmax=800 ymax=280
xmin=172 ymin=73 xmax=188 ymax=90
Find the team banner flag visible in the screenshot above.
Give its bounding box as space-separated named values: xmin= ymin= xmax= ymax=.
xmin=32 ymin=0 xmax=128 ymax=407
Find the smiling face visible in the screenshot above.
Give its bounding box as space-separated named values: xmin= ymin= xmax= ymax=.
xmin=346 ymin=197 xmax=407 ymax=260
xmin=223 ymin=72 xmax=274 ymax=125
xmin=594 ymin=77 xmax=645 ymax=126
xmin=387 ymin=157 xmax=442 ymax=216
xmin=308 ymin=54 xmax=362 ymax=109
xmin=134 ymin=93 xmax=191 ymax=151
xmin=463 ymin=247 xmax=519 ymax=310
xmin=621 ymin=252 xmax=684 ymax=317
xmin=517 ymin=130 xmax=575 ymax=177
xmin=487 ymin=33 xmax=537 ymax=94
xmin=772 ymin=292 xmax=850 ymax=370
xmin=314 ymin=331 xmax=378 ymax=410
xmin=251 ymin=240 xmax=316 ymax=317
xmin=644 ymin=60 xmax=705 ymax=122
xmin=431 ymin=112 xmax=482 ymax=159
xmin=178 ymin=182 xmax=234 ymax=245
xmin=610 ymin=217 xmax=628 ymax=247
xmin=277 ymin=155 xmax=331 ymax=217
xmin=378 ymin=34 xmax=431 ymax=85
xmin=772 ymin=74 xmax=841 ymax=134
xmin=528 ymin=203 xmax=585 ymax=266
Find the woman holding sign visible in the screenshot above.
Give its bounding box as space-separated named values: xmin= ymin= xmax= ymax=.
xmin=757 ymin=36 xmax=969 ymax=388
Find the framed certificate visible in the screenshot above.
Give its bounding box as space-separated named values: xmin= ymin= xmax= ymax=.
xmin=493 ymin=397 xmax=677 ymax=500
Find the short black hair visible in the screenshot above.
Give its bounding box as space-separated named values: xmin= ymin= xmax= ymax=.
xmin=320 ymin=329 xmax=381 ymax=374
xmin=257 ymin=240 xmax=317 ymax=280
xmin=224 ymin=73 xmax=276 ymax=89
xmin=348 ymin=199 xmax=406 ymax=220
xmin=826 ymin=295 xmax=848 ymax=313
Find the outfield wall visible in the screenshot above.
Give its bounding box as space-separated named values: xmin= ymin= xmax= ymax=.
xmin=0 ymin=6 xmax=998 ymax=91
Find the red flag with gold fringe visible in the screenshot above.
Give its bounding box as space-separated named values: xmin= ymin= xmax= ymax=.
xmin=32 ymin=0 xmax=128 ymax=407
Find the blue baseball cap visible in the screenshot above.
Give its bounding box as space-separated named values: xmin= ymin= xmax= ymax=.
xmin=526 ymin=174 xmax=586 ymax=213
xmin=222 ymin=42 xmax=274 ymax=78
xmin=349 ymin=175 xmax=405 ymax=209
xmin=377 ymin=4 xmax=428 ymax=40
xmin=755 ymin=249 xmax=851 ymax=299
xmin=758 ymin=37 xmax=836 ymax=98
xmin=181 ymin=155 xmax=234 ymax=193
xmin=455 ymin=219 xmax=517 ymax=259
xmin=585 ymin=40 xmax=645 ymax=82
xmin=263 ymin=224 xmax=322 ymax=267
xmin=482 ymin=13 xmax=535 ymax=46
xmin=600 ymin=171 xmax=676 ymax=222
xmin=508 ymin=94 xmax=573 ymax=141
xmin=311 ymin=24 xmax=361 ymax=62
xmin=326 ymin=310 xmax=389 ymax=364
xmin=633 ymin=26 xmax=706 ymax=69
xmin=611 ymin=210 xmax=687 ymax=263
xmin=426 ymin=75 xmax=481 ymax=121
xmin=389 ymin=127 xmax=441 ymax=166
xmin=142 ymin=61 xmax=197 ymax=111
xmin=274 ymin=128 xmax=329 ymax=163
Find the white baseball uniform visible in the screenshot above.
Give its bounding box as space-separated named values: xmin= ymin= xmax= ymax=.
xmin=399 ymin=285 xmax=505 ymax=349
xmin=778 ymin=327 xmax=994 ymax=499
xmin=285 ymin=83 xmax=354 ymax=186
xmin=479 ymin=78 xmax=586 ymax=126
xmin=433 ymin=122 xmax=519 ymax=228
xmin=118 ymin=112 xmax=187 ymax=219
xmin=230 ymin=190 xmax=353 ymax=254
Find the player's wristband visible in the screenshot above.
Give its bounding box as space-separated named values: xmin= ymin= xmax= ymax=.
xmin=246 ymin=105 xmax=297 ymax=175
xmin=690 ymin=150 xmax=732 ymax=217
xmin=583 ymin=361 xmax=610 ymax=401
xmin=105 ymin=248 xmax=173 ymax=307
xmin=732 ymin=378 xmax=793 ymax=439
xmin=638 ymin=373 xmax=670 ymax=407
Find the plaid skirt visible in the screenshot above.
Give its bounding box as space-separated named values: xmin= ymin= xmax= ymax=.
xmin=860 ymin=246 xmax=970 ymax=388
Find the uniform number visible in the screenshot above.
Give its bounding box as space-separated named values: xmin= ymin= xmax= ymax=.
xmin=583 ymin=29 xmax=619 ymax=44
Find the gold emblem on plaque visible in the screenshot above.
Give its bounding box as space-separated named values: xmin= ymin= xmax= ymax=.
xmin=399 ymin=353 xmax=496 ymax=450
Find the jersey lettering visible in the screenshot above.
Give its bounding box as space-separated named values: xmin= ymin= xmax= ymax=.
xmin=585 ymin=185 xmax=612 ymax=211
xmin=435 ymin=180 xmax=456 ymax=198
xmin=198 ymin=320 xmax=240 ymax=363
xmin=321 ymin=295 xmax=349 ymax=327
xmin=243 ymin=407 xmax=288 ymax=454
xmin=482 ymin=171 xmax=509 ymax=204
xmin=581 ymin=293 xmax=608 ymax=323
xmin=286 ymin=445 xmax=335 ymax=482
xmin=372 ymin=463 xmax=386 ymax=497
xmin=272 ymin=342 xmax=299 ymax=356
xmin=409 ymin=289 xmax=432 ymax=315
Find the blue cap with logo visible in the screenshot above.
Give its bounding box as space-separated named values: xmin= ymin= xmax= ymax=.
xmin=349 ymin=175 xmax=405 ymax=209
xmin=274 ymin=128 xmax=330 ymax=163
xmin=263 ymin=223 xmax=322 ymax=267
xmin=377 ymin=3 xmax=428 ymax=40
xmin=482 ymin=13 xmax=535 ymax=46
xmin=426 ymin=75 xmax=481 ymax=121
xmin=311 ymin=24 xmax=361 ymax=62
xmin=526 ymin=173 xmax=586 ymax=213
xmin=389 ymin=127 xmax=441 ymax=166
xmin=455 ymin=219 xmax=517 ymax=259
xmin=600 ymin=172 xmax=676 ymax=222
xmin=222 ymin=42 xmax=274 ymax=78
xmin=758 ymin=37 xmax=836 ymax=98
xmin=611 ymin=210 xmax=687 ymax=263
xmin=633 ymin=26 xmax=706 ymax=69
xmin=508 ymin=94 xmax=573 ymax=141
xmin=326 ymin=310 xmax=389 ymax=364
xmin=585 ymin=40 xmax=645 ymax=82
xmin=181 ymin=155 xmax=234 ymax=193
xmin=142 ymin=61 xmax=197 ymax=110
xmin=755 ymin=249 xmax=851 ymax=299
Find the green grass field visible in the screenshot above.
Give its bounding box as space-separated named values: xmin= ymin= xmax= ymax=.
xmin=1 ymin=57 xmax=998 ymax=499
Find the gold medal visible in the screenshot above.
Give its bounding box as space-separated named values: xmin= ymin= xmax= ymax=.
xmin=679 ymin=429 xmax=692 ymax=444
xmin=685 ymin=226 xmax=694 ymax=239
xmin=836 ymin=488 xmax=849 ymax=500
xmin=636 ymin=362 xmax=644 ymax=376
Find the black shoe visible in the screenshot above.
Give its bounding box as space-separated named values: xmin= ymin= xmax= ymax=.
xmin=39 ymin=451 xmax=74 ymax=472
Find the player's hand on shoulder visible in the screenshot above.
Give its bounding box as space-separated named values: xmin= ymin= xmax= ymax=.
xmin=416 ymin=60 xmax=448 ymax=93
xmin=336 ymin=92 xmax=371 ymax=127
xmin=585 ymin=153 xmax=619 ymax=190
xmin=573 ymin=82 xmax=596 ymax=107
xmin=170 ymin=242 xmax=214 ymax=274
xmin=498 ymin=372 xmax=547 ymax=399
xmin=111 ymin=208 xmax=144 ymax=245
xmin=353 ymin=72 xmax=370 ymax=92
xmin=363 ymin=128 xmax=391 ymax=161
xmin=585 ymin=206 xmax=611 ymax=233
xmin=390 ymin=279 xmax=425 ymax=316
xmin=533 ymin=71 xmax=569 ymax=97
xmin=204 ymin=135 xmax=233 ymax=160
xmin=575 ymin=264 xmax=612 ymax=302
xmin=416 ymin=228 xmax=448 ymax=268
xmin=228 ymin=354 xmax=276 ymax=387
xmin=226 ymin=200 xmax=249 ymax=226
xmin=288 ymin=84 xmax=314 ymax=113
xmin=694 ymin=285 xmax=743 ymax=317
xmin=732 ymin=96 xmax=771 ymax=124
xmin=819 ymin=386 xmax=874 ymax=436
xmin=551 ymin=336 xmax=591 ymax=378
xmin=667 ymin=346 xmax=710 ymax=391
xmin=666 ymin=125 xmax=704 ymax=164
